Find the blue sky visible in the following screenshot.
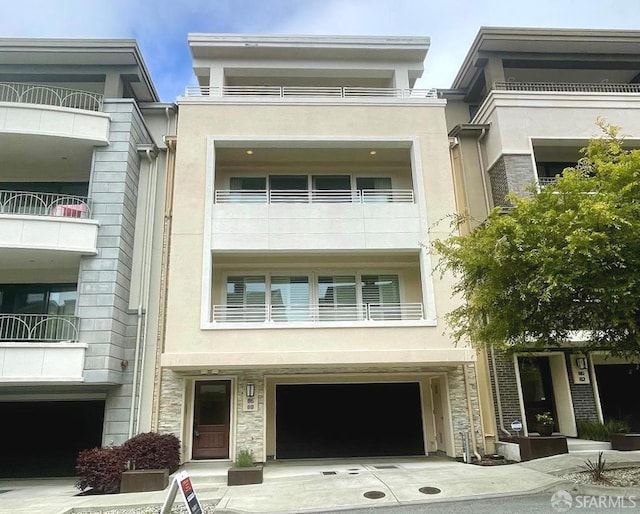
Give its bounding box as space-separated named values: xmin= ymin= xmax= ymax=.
xmin=1 ymin=0 xmax=639 ymax=101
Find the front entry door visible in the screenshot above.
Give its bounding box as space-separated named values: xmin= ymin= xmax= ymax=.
xmin=193 ymin=380 xmax=231 ymax=459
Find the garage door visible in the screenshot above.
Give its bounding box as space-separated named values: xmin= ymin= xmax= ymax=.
xmin=0 ymin=400 xmax=105 ymax=478
xmin=595 ymin=365 xmax=640 ymax=431
xmin=276 ymin=382 xmax=425 ymax=459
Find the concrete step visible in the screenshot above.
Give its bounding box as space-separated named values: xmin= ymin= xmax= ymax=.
xmin=567 ymin=439 xmax=611 ymax=452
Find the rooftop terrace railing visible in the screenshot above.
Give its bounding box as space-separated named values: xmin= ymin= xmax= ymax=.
xmin=0 ymin=190 xmax=91 ymax=218
xmin=214 ymin=189 xmax=415 ymax=204
xmin=494 ymin=81 xmax=640 ymax=94
xmin=185 ymin=85 xmax=438 ymax=100
xmin=0 ymin=314 xmax=79 ymax=342
xmin=0 ymin=82 xmax=103 ymax=111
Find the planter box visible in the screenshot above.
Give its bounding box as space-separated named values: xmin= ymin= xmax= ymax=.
xmin=516 ymin=436 xmax=568 ymax=462
xmin=227 ymin=466 xmax=263 ymax=486
xmin=120 ymin=469 xmax=169 ymax=493
xmin=611 ymin=433 xmax=640 ymax=451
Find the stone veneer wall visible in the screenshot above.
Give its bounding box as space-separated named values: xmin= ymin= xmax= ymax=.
xmin=77 ymin=100 xmax=153 ymax=446
xmin=157 ymin=364 xmax=482 ymax=461
xmin=488 ymin=154 xmax=537 ymax=206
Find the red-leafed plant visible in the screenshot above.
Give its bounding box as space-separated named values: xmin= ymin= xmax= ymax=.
xmin=76 ymin=446 xmax=127 ymax=493
xmin=121 ymin=432 xmax=181 ymax=472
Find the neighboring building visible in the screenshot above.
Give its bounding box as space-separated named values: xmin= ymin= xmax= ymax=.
xmin=0 ymin=39 xmax=175 ymax=477
xmin=155 ymin=34 xmax=482 ymax=463
xmin=442 ymin=27 xmax=640 ymax=442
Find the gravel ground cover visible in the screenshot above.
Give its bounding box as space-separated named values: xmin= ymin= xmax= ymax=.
xmin=561 ymin=467 xmax=640 ymax=487
xmin=74 ymin=501 xmax=218 ymax=514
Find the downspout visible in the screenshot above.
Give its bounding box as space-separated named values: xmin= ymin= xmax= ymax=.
xmin=151 ymin=134 xmax=176 ymax=430
xmin=462 ymin=364 xmax=482 ymax=461
xmin=475 ymin=128 xmax=510 ymax=439
xmin=128 ymin=148 xmax=157 ymax=438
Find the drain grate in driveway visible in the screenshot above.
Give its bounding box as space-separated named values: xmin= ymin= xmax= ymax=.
xmin=364 ymin=490 xmax=386 ymax=500
xmin=373 ymin=465 xmax=398 ymax=470
xmin=418 ymin=486 xmax=442 ymax=495
xmin=322 ymin=471 xmax=337 ymax=475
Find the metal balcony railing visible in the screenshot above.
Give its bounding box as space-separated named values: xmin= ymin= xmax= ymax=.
xmin=0 ymin=314 xmax=79 ymax=342
xmin=0 ymin=190 xmax=91 ymax=218
xmin=185 ymin=85 xmax=438 ymax=100
xmin=493 ymin=81 xmax=640 ymax=94
xmin=0 ymin=82 xmax=103 ymax=111
xmin=537 ymin=177 xmax=558 ymax=187
xmin=212 ymin=303 xmax=424 ymax=323
xmin=214 ymin=189 xmax=414 ymax=204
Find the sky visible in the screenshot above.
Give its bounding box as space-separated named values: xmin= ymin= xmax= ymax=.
xmin=1 ymin=0 xmax=639 ymax=102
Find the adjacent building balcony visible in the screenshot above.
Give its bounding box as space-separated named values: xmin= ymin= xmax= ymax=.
xmin=0 ymin=82 xmax=109 ymax=144
xmin=0 ymin=314 xmax=86 ymax=384
xmin=0 ymin=190 xmax=99 ymax=255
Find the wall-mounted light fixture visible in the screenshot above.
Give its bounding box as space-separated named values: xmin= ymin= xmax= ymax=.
xmin=246 ymin=383 xmax=256 ymax=398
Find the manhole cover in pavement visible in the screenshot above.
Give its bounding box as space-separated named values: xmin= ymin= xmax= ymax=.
xmin=364 ymin=490 xmax=386 ymax=500
xmin=322 ymin=471 xmax=337 ymax=475
xmin=419 ymin=486 xmax=442 ymax=495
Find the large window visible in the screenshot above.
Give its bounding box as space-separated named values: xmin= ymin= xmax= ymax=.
xmin=0 ymin=284 xmax=77 ymax=315
xmin=221 ymin=273 xmax=403 ymax=322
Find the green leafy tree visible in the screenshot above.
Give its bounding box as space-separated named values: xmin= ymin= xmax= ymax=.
xmin=433 ymin=123 xmax=640 ymax=357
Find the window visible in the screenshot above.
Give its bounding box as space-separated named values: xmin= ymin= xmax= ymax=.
xmin=318 ymin=275 xmax=358 ymax=320
xmin=269 ymin=175 xmax=309 ymax=203
xmin=271 ymin=276 xmax=310 ymax=321
xmin=0 ymin=284 xmax=77 ymax=314
xmin=228 ymin=177 xmax=267 ymax=202
xmin=361 ymin=274 xmax=400 ymax=319
xmin=356 ymin=177 xmax=392 ymax=202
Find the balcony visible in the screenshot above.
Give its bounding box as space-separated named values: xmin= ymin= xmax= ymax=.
xmin=0 ymin=314 xmax=85 ymax=384
xmin=212 ymin=303 xmax=424 ymax=325
xmin=493 ymin=81 xmax=640 ymax=94
xmin=184 ymin=85 xmax=439 ymax=103
xmin=0 ymin=190 xmax=99 ymax=256
xmin=537 ymin=177 xmax=558 ymax=187
xmin=211 ymin=189 xmax=421 ymax=251
xmin=0 ymin=82 xmax=109 ymax=144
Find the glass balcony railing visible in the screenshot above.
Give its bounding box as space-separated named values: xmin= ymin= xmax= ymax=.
xmin=212 ymin=303 xmax=424 ymax=323
xmin=0 ymin=190 xmax=91 ymax=218
xmin=0 ymin=314 xmax=79 ymax=342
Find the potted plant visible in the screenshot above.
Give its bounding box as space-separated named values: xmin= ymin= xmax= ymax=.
xmin=535 ymin=412 xmax=555 ymax=437
xmin=227 ymin=448 xmax=263 ymax=486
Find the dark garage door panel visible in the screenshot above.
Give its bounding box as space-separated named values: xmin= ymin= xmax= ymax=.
xmin=276 ymin=382 xmax=425 ymax=459
xmin=0 ymin=400 xmax=105 ymax=478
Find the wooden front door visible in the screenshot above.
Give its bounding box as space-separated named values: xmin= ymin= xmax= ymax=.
xmin=192 ymin=380 xmax=231 ymax=459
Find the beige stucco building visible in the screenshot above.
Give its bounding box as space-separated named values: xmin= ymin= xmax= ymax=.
xmin=443 ymin=27 xmax=640 ymax=444
xmin=155 ymin=34 xmax=482 ymax=463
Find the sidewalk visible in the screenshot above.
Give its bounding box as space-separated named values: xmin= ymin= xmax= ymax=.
xmin=0 ymin=451 xmax=638 ymax=514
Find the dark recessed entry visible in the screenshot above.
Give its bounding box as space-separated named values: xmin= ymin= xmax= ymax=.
xmin=275 ymin=382 xmax=425 ymax=459
xmin=0 ymin=400 xmax=104 ymax=478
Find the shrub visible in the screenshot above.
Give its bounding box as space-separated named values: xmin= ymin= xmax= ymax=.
xmin=76 ymin=446 xmax=127 ymax=493
xmin=584 ymin=451 xmax=608 ymax=483
xmin=577 ymin=420 xmax=630 ymax=441
xmin=121 ymin=432 xmax=181 ymax=472
xmin=234 ymin=448 xmax=255 ymax=468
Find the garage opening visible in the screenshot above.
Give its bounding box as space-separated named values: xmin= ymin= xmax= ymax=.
xmin=0 ymin=400 xmax=105 ymax=478
xmin=595 ymin=365 xmax=640 ymax=431
xmin=275 ymin=382 xmax=425 ymax=459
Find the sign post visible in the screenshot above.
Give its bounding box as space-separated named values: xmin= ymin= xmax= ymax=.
xmin=161 ymin=470 xmax=203 ymax=514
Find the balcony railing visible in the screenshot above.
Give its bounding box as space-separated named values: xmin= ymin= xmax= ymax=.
xmin=0 ymin=190 xmax=91 ymax=218
xmin=537 ymin=177 xmax=558 ymax=187
xmin=0 ymin=82 xmax=103 ymax=111
xmin=494 ymin=81 xmax=640 ymax=94
xmin=185 ymin=85 xmax=438 ymax=100
xmin=0 ymin=314 xmax=79 ymax=342
xmin=214 ymin=189 xmax=414 ymax=204
xmin=212 ymin=303 xmax=424 ymax=323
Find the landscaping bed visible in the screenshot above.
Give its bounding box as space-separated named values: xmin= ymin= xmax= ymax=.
xmin=561 ymin=467 xmax=640 ymax=487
